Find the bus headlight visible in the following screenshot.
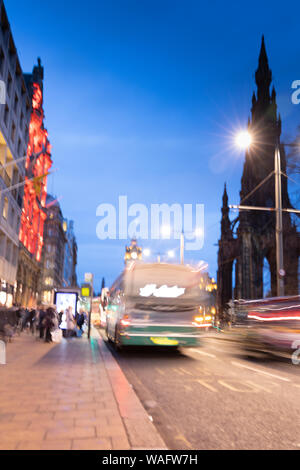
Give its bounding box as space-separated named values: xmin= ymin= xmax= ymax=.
xmin=193 ymin=315 xmax=212 ymax=328
xmin=120 ymin=314 xmax=131 ymax=327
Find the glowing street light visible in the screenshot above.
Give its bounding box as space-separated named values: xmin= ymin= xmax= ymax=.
xmin=143 ymin=248 xmax=151 ymax=257
xmin=167 ymin=250 xmax=175 ymax=258
xmin=161 ymin=225 xmax=171 ymax=238
xmin=233 ymin=130 xmax=286 ymax=296
xmin=235 ymin=130 xmax=253 ymax=149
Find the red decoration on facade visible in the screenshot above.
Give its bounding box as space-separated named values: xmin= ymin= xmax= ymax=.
xmin=19 ymin=82 xmax=52 ymax=262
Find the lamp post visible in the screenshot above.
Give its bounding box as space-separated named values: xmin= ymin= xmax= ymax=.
xmin=274 ymin=143 xmax=284 ymax=296
xmin=84 ymin=273 xmax=94 ymax=340
xmin=180 ymin=231 xmax=184 ymax=265
xmin=161 ymin=227 xmax=203 ymax=266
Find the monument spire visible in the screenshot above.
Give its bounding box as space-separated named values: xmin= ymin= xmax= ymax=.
xmin=255 ymin=35 xmax=272 ymax=109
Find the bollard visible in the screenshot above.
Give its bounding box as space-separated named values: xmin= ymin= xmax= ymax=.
xmin=0 ymin=340 xmax=6 ymax=365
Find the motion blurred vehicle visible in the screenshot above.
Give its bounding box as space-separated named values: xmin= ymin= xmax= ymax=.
xmin=231 ymin=295 xmax=300 ymax=359
xmin=106 ymin=262 xmax=214 ymax=349
xmin=100 ymin=288 xmax=109 ymax=328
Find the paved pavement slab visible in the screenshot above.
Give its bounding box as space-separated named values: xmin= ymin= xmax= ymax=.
xmin=0 ymin=328 xmax=167 ymax=450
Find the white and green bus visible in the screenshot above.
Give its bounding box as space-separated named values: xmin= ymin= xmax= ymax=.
xmin=106 ymin=262 xmax=214 ymax=349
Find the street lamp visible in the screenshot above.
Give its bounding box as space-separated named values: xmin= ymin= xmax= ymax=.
xmin=160 ymin=226 xmax=203 ymax=265
xmin=235 ymin=131 xmax=253 ymax=149
xmin=233 ymin=131 xmax=300 ymax=297
xmin=143 ymin=248 xmax=151 ymax=257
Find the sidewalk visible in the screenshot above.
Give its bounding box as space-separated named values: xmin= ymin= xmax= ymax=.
xmin=0 ymin=328 xmax=167 ymax=450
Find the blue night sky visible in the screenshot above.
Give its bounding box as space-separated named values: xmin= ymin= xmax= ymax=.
xmin=5 ymin=0 xmax=300 ymax=291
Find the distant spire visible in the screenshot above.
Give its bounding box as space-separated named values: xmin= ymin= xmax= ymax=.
xmin=258 ymin=35 xmax=268 ymax=67
xmin=221 ymin=183 xmax=232 ymax=239
xmin=222 ymin=183 xmax=228 ymax=207
xmin=255 ymin=35 xmax=272 ymax=106
xmin=32 ymin=57 xmax=44 ymax=89
xmin=271 ymin=85 xmax=276 ymax=102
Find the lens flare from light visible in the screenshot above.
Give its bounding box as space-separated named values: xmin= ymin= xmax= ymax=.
xmin=236 ymin=131 xmax=252 ymax=149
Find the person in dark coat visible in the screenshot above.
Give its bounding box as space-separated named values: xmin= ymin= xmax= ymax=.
xmin=38 ymin=309 xmax=46 ymax=340
xmin=21 ymin=309 xmax=29 ymax=332
xmin=58 ymin=310 xmax=64 ymax=326
xmin=44 ymin=308 xmax=57 ymax=343
xmin=28 ymin=309 xmax=36 ymax=335
xmin=76 ymin=309 xmax=86 ymax=332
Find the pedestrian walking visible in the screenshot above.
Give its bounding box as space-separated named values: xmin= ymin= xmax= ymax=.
xmin=76 ymin=309 xmax=86 ymax=333
xmin=28 ymin=309 xmax=36 ymax=335
xmin=21 ymin=308 xmax=29 ymax=332
xmin=66 ymin=307 xmax=76 ymax=338
xmin=58 ymin=310 xmax=64 ymax=326
xmin=44 ymin=307 xmax=57 ymax=343
xmin=38 ymin=308 xmax=46 ymax=340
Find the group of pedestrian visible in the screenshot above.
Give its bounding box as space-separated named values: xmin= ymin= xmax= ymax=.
xmin=37 ymin=307 xmax=59 ymax=343
xmin=16 ymin=307 xmax=37 ymax=334
xmin=14 ymin=305 xmax=87 ymax=343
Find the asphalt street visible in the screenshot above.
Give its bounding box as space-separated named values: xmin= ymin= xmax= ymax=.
xmin=101 ymin=331 xmax=300 ymax=450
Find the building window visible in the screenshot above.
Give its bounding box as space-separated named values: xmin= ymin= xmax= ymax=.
xmin=11 ymin=122 xmax=16 ymax=143
xmin=42 ymin=290 xmax=52 ymax=303
xmin=14 ymin=94 xmax=18 ymax=114
xmin=2 ymin=197 xmax=8 ymax=219
xmin=10 ymin=206 xmax=15 ymax=228
xmin=8 ymin=35 xmax=16 ymax=59
xmin=45 ymin=277 xmax=53 ymax=286
xmin=0 ymin=47 xmax=4 ymax=75
xmin=5 ymin=240 xmax=11 ymax=262
xmin=46 ymin=259 xmax=52 ymax=269
xmin=0 ymin=231 xmax=5 ymax=258
xmin=7 ymin=73 xmax=12 ymax=97
xmin=4 ymin=105 xmax=9 ymax=127
xmin=12 ymin=245 xmax=17 ymax=266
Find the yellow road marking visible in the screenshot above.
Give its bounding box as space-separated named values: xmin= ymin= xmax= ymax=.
xmin=218 ymin=379 xmax=259 ymax=392
xmin=196 ymin=379 xmax=218 ymax=392
xmin=245 ymin=380 xmax=272 ymax=393
xmin=175 ymin=434 xmax=193 ymax=449
xmin=173 ymin=368 xmax=185 ymax=376
xmin=179 ymin=368 xmax=193 ymax=376
xmin=196 ymin=366 xmax=213 ymax=376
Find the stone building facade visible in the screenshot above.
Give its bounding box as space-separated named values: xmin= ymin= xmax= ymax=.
xmin=0 ymin=1 xmax=32 ymax=307
xmin=39 ymin=195 xmax=67 ymax=305
xmin=217 ymin=36 xmax=300 ymax=318
xmin=62 ymin=219 xmax=78 ymax=288
xmin=15 ymin=57 xmax=52 ymax=308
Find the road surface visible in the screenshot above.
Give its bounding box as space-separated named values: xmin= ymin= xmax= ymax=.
xmin=101 ymin=330 xmax=300 ymax=450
